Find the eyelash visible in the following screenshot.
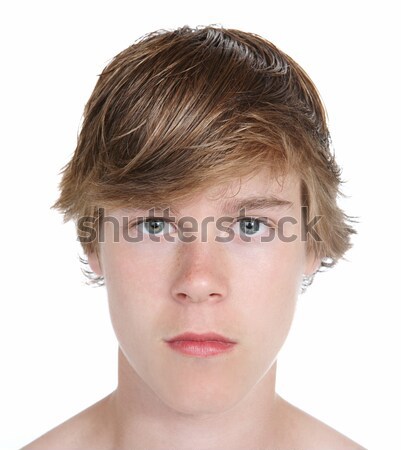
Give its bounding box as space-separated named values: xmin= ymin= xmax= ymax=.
xmin=128 ymin=216 xmax=274 ymax=239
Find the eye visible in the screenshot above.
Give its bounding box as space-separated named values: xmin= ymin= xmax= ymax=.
xmin=132 ymin=218 xmax=175 ymax=236
xmin=234 ymin=217 xmax=272 ymax=237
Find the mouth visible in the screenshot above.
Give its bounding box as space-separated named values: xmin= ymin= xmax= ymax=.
xmin=165 ymin=331 xmax=237 ymax=344
xmin=164 ymin=332 xmax=237 ymax=357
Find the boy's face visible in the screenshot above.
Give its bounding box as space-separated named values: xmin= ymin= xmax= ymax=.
xmin=89 ymin=169 xmax=318 ymax=415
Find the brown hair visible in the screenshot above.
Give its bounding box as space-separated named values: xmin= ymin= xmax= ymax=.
xmin=52 ymin=24 xmax=356 ymax=287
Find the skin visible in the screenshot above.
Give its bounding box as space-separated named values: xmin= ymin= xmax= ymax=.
xmin=21 ymin=169 xmax=367 ymax=450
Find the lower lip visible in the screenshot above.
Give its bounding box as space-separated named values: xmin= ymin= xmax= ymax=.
xmin=166 ymin=340 xmax=236 ymax=357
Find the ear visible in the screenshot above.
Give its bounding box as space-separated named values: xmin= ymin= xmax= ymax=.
xmin=87 ymin=249 xmax=103 ymax=276
xmin=304 ymin=252 xmax=321 ymax=276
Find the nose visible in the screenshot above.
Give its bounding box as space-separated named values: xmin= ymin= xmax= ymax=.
xmin=170 ymin=239 xmax=229 ymax=305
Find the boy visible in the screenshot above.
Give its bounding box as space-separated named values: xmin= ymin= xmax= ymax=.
xmin=22 ymin=25 xmax=366 ymax=449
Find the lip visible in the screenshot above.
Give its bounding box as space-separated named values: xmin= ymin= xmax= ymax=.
xmin=164 ymin=332 xmax=238 ymax=358
xmin=165 ymin=332 xmax=237 ymax=344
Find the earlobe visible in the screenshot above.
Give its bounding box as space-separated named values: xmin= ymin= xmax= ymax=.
xmin=87 ymin=249 xmax=103 ymax=276
xmin=304 ymin=254 xmax=321 ymax=277
xmin=300 ymin=256 xmax=321 ymax=294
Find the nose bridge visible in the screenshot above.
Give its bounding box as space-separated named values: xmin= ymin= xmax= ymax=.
xmin=170 ymin=235 xmax=229 ymax=304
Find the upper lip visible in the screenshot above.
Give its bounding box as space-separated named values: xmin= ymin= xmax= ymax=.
xmin=165 ymin=332 xmax=237 ymax=344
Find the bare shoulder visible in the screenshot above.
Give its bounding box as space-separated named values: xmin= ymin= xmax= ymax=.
xmin=20 ymin=393 xmax=115 ymax=450
xmin=275 ymin=395 xmax=367 ymax=450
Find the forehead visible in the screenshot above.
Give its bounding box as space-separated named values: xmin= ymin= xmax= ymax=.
xmin=206 ymin=169 xmax=300 ymax=200
xmin=111 ymin=169 xmax=300 ymax=218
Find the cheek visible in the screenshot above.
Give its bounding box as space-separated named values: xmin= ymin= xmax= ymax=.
xmin=102 ymin=239 xmax=168 ymax=293
xmin=235 ymin=241 xmax=303 ymax=349
xmin=240 ymin=258 xmax=298 ymax=326
xmin=235 ymin=231 xmax=305 ymax=295
xmin=236 ymin=271 xmax=297 ymax=378
xmin=101 ymin=242 xmax=169 ymax=343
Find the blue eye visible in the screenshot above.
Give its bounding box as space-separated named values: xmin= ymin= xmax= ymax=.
xmin=238 ymin=217 xmax=266 ymax=236
xmin=134 ymin=218 xmax=175 ymax=236
xmin=231 ymin=217 xmax=274 ymax=238
xmin=129 ymin=216 xmax=272 ymax=240
xmin=144 ymin=219 xmax=165 ymax=235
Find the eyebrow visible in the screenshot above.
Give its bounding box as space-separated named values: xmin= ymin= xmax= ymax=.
xmin=122 ymin=195 xmax=293 ymax=217
xmin=217 ymin=196 xmax=293 ymax=215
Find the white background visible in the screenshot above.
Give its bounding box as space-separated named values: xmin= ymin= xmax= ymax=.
xmin=1 ymin=1 xmax=399 ymax=449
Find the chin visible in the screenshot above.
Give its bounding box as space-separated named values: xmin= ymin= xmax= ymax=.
xmin=155 ymin=378 xmax=245 ymax=417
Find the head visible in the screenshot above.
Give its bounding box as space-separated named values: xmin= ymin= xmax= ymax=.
xmin=52 ymin=25 xmax=355 ymax=414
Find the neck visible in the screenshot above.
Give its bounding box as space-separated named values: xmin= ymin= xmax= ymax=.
xmin=108 ymin=347 xmax=281 ymax=450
